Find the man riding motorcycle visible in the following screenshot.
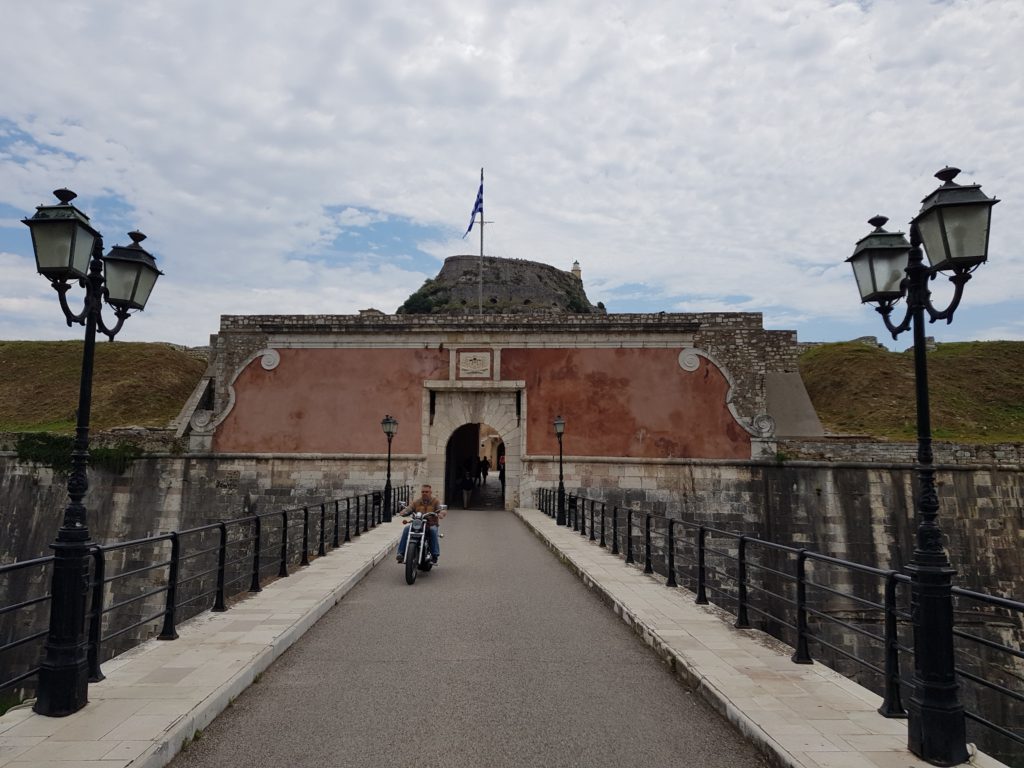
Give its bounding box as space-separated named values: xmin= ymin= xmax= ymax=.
xmin=396 ymin=483 xmax=446 ymax=564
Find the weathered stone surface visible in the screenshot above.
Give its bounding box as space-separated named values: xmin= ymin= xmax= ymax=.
xmin=397 ymin=255 xmax=603 ymax=314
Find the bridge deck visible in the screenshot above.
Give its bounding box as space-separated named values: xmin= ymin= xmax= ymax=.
xmin=0 ymin=504 xmax=1005 ymax=767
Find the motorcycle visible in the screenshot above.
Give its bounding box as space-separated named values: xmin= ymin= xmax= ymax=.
xmin=401 ymin=505 xmax=445 ymax=585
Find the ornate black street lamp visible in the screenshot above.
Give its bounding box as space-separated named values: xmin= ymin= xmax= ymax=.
xmin=847 ymin=167 xmax=997 ymax=766
xmin=381 ymin=415 xmax=398 ymax=522
xmin=23 ymin=189 xmax=162 ymax=716
xmin=553 ymin=415 xmax=566 ymax=526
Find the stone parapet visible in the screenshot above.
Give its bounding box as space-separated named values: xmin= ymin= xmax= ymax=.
xmin=778 ymin=437 xmax=1024 ymax=468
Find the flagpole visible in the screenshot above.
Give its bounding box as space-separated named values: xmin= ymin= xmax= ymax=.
xmin=478 ymin=168 xmax=484 ymax=315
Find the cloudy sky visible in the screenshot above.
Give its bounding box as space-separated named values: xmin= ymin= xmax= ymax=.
xmin=1 ymin=0 xmax=1021 ymax=349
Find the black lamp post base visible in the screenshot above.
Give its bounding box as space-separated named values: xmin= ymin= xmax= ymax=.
xmin=33 ymin=659 xmax=89 ymax=716
xmin=907 ymin=697 xmax=969 ymax=766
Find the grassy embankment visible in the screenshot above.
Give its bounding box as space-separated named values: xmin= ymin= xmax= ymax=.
xmin=0 ymin=341 xmax=206 ymax=433
xmin=799 ymin=341 xmax=1024 ymax=443
xmin=1 ymin=339 xmax=1021 ymax=443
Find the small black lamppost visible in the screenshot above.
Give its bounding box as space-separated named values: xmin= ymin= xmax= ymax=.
xmin=847 ymin=167 xmax=997 ymax=766
xmin=381 ymin=415 xmax=398 ymax=522
xmin=553 ymin=415 xmax=566 ymax=526
xmin=23 ymin=189 xmax=162 ymax=716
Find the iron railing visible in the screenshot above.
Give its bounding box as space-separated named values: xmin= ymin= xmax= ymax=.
xmin=536 ymin=488 xmax=1024 ymax=764
xmin=1 ymin=485 xmax=410 ymax=707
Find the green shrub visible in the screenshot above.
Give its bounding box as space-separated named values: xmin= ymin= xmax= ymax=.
xmin=15 ymin=433 xmax=143 ymax=474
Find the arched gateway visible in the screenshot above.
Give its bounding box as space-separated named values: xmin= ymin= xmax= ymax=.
xmin=178 ymin=256 xmax=821 ymax=509
xmin=180 ymin=308 xmax=814 ymax=508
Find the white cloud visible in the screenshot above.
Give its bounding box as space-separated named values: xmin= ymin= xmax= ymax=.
xmin=0 ymin=0 xmax=1021 ymax=346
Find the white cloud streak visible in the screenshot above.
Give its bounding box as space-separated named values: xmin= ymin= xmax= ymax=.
xmin=0 ymin=0 xmax=1021 ymax=346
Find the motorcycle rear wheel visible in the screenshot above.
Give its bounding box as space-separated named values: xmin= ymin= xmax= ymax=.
xmin=405 ymin=541 xmax=418 ymax=584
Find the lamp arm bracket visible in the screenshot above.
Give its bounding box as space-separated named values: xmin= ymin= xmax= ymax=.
xmin=96 ymin=304 xmax=130 ymax=341
xmin=923 ymin=269 xmax=971 ymax=325
xmin=51 ymin=279 xmax=92 ymax=326
xmin=877 ymin=300 xmax=911 ymax=340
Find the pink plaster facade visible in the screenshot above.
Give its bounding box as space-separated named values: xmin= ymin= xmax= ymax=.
xmin=502 ymin=348 xmax=749 ymax=459
xmin=214 ymin=348 xmax=448 ymax=453
xmin=212 ymin=344 xmax=749 ymax=460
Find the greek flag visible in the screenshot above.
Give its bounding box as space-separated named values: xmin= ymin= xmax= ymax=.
xmin=462 ymin=168 xmax=484 ymax=238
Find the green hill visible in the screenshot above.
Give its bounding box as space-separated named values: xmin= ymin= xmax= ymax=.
xmin=0 ymin=341 xmax=206 ymax=433
xmin=1 ymin=339 xmax=1021 ymax=444
xmin=799 ymin=341 xmax=1024 ymax=443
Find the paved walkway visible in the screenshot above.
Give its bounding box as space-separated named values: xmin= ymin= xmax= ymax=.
xmin=168 ymin=506 xmax=763 ymax=768
xmin=0 ymin=507 xmax=1005 ymax=768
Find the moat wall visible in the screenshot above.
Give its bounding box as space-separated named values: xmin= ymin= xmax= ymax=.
xmin=2 ymin=445 xmax=1021 ymax=759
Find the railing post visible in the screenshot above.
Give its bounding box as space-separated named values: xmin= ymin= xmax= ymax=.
xmin=213 ymin=522 xmax=227 ymax=611
xmin=643 ymin=514 xmax=654 ymax=574
xmin=332 ymin=500 xmax=340 ymax=548
xmin=625 ymin=509 xmax=635 ymax=564
xmin=87 ymin=547 xmax=105 ymax=682
xmin=589 ymin=500 xmax=595 ymax=541
xmin=879 ymin=572 xmax=908 ymax=718
xmin=344 ymin=498 xmax=352 ymax=542
xmin=570 ymin=494 xmax=577 ymax=531
xmin=735 ymin=536 xmax=750 ymax=628
xmin=696 ymin=526 xmax=708 ymax=604
xmin=318 ymin=503 xmax=327 ymax=556
xmin=599 ymin=502 xmax=606 ymax=548
xmin=158 ymin=532 xmax=180 ymax=640
xmin=791 ymin=549 xmax=812 ymax=663
xmin=666 ymin=520 xmax=677 ymax=588
xmin=611 ymin=506 xmax=619 ymax=555
xmin=279 ymin=511 xmax=289 ymax=577
xmin=372 ymin=491 xmax=381 ymax=527
xmin=362 ymin=494 xmax=369 ymax=533
xmin=301 ymin=507 xmax=310 ymax=566
xmin=249 ymin=516 xmax=262 ymax=593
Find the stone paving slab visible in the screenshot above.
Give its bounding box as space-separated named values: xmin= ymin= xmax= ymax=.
xmin=513 ymin=507 xmax=1006 ymax=768
xmin=0 ymin=522 xmax=402 ymax=768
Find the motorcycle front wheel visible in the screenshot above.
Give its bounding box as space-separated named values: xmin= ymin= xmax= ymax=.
xmin=405 ymin=541 xmax=419 ymax=585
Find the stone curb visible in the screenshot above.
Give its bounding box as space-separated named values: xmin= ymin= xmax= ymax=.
xmin=513 ymin=507 xmax=805 ymax=768
xmin=135 ymin=529 xmax=401 ymax=768
xmin=513 ymin=508 xmax=1007 ymax=768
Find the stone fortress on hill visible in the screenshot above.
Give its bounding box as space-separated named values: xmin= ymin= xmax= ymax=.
xmin=179 ymin=253 xmax=825 ymax=509
xmin=396 ymin=255 xmax=605 ymax=315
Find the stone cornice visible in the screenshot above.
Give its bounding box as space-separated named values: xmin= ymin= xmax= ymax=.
xmin=218 ymin=312 xmax=770 ymax=335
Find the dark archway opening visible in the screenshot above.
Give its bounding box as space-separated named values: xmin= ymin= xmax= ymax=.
xmin=444 ymin=423 xmax=479 ymax=506
xmin=445 ymin=423 xmax=506 ymax=509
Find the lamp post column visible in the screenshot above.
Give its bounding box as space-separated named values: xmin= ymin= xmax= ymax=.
xmin=903 ymin=245 xmax=967 ymax=766
xmin=34 ymin=247 xmax=104 ymax=717
xmin=384 ymin=435 xmax=394 ymax=523
xmin=556 ymin=434 xmax=566 ymax=526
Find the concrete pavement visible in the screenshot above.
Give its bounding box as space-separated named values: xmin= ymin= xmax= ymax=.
xmin=0 ymin=505 xmax=1006 ymax=768
xmin=168 ymin=506 xmax=764 ymax=768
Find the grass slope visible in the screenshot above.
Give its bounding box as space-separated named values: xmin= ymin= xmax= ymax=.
xmin=0 ymin=341 xmax=206 ymax=433
xmin=799 ymin=341 xmax=1024 ymax=442
xmin=2 ymin=339 xmax=1020 ymax=443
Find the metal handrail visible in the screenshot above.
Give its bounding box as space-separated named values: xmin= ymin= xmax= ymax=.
xmin=0 ymin=484 xmax=412 ymax=704
xmin=561 ymin=489 xmax=1021 ymax=754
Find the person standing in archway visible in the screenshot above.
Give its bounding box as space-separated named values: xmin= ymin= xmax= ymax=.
xmin=461 ymin=459 xmax=475 ymax=509
xmin=498 ymin=454 xmax=505 ymax=499
xmin=479 ymin=456 xmax=490 ymax=485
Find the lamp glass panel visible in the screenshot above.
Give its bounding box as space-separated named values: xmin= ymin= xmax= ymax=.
xmin=939 ymin=205 xmax=990 ymax=268
xmin=104 ymin=259 xmax=141 ymax=306
xmin=915 ymin=209 xmax=944 ymax=268
xmin=32 ymin=220 xmax=76 ymax=274
xmin=132 ymin=266 xmax=159 ymax=309
xmin=871 ymin=250 xmax=908 ymax=295
xmin=850 ymin=255 xmax=875 ymax=301
xmin=70 ymin=224 xmax=95 ymax=276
